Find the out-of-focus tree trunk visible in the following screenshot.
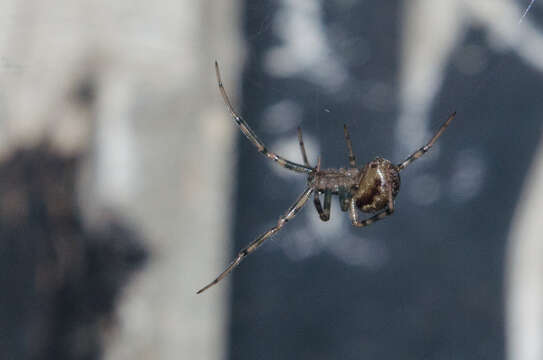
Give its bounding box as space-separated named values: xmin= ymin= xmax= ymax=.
xmin=0 ymin=1 xmax=243 ymax=359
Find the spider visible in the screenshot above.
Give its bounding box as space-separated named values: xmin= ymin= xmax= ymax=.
xmin=197 ymin=61 xmax=455 ymax=294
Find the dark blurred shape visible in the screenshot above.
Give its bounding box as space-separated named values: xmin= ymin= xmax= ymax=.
xmin=0 ymin=145 xmax=147 ymax=360
xmin=74 ymin=76 xmax=96 ymax=106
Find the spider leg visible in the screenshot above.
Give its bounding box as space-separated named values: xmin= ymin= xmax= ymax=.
xmin=349 ymin=203 xmax=394 ymax=228
xmin=312 ymin=157 xmax=330 ymax=220
xmin=343 ymin=124 xmax=356 ymax=167
xmin=297 ymin=127 xmax=310 ymax=167
xmin=314 ymin=192 xmax=325 ymax=219
xmin=349 ymin=177 xmax=395 ymax=228
xmin=339 ymin=189 xmax=351 ymax=212
xmin=397 ymin=112 xmax=456 ymax=171
xmin=314 ymin=190 xmax=332 ymax=221
xmin=197 ymin=186 xmax=314 ymax=294
xmin=215 ymin=61 xmax=313 ymax=174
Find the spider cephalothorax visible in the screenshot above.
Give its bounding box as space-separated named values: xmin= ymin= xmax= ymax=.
xmin=197 ymin=61 xmax=455 ymax=294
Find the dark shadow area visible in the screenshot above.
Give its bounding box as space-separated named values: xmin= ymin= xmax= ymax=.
xmin=0 ymin=146 xmax=147 ymax=360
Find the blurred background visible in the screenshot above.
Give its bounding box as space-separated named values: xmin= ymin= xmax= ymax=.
xmin=0 ymin=0 xmax=542 ymax=359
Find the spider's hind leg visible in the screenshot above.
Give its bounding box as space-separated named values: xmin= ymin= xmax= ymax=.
xmin=197 ymin=186 xmax=314 ymax=294
xmin=343 ymin=124 xmax=356 ymax=167
xmin=397 ymin=112 xmax=456 ymax=170
xmin=215 ymin=61 xmax=313 ymax=174
xmin=349 ymin=203 xmax=394 ymax=228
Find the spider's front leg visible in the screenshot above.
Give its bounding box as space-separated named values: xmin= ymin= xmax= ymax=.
xmin=197 ymin=186 xmax=314 ymax=294
xmin=314 ymin=190 xmax=331 ymax=221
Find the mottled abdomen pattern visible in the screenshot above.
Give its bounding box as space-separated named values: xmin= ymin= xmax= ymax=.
xmin=354 ymin=158 xmax=400 ymax=213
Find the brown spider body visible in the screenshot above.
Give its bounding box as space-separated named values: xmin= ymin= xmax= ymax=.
xmin=312 ymin=158 xmax=399 ymax=213
xmin=196 ymin=62 xmax=455 ymax=294
xmin=353 ymin=158 xmax=400 ymax=213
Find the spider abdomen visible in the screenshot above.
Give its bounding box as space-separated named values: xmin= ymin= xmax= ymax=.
xmin=353 ymin=158 xmax=400 ymax=213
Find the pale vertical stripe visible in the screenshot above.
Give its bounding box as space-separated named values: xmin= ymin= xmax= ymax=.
xmin=507 ymin=135 xmax=543 ymax=360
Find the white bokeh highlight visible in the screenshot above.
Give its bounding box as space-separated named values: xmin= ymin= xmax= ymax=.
xmin=264 ymin=0 xmax=347 ymax=90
